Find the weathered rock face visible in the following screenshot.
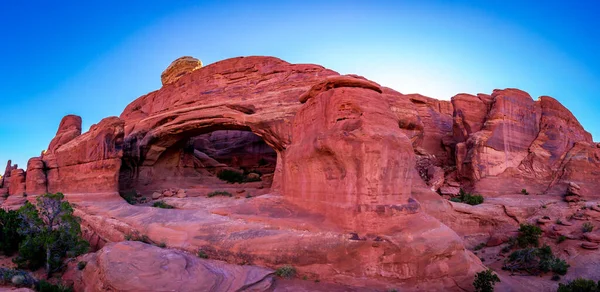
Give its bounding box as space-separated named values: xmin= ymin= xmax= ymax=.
xmin=192 ymin=130 xmax=277 ymax=170
xmin=47 ymin=114 xmax=82 ymax=153
xmin=43 ymin=117 xmax=124 ymax=194
xmin=448 ymin=89 xmax=598 ymax=198
xmin=283 ymin=76 xmax=415 ymax=231
xmin=0 ymin=160 xmax=17 ymax=191
xmin=160 ymin=56 xmax=202 ymax=86
xmin=8 ymin=169 xmax=25 ymax=196
xmin=25 ymin=157 xmax=46 ymax=195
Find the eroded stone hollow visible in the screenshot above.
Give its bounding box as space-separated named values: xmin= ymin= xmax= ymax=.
xmin=119 ymin=130 xmax=277 ymax=197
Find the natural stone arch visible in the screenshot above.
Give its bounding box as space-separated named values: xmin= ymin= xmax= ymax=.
xmin=119 ymin=113 xmax=286 ymax=196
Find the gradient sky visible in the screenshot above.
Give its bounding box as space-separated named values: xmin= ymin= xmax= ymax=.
xmin=1 ymin=0 xmax=599 ymax=168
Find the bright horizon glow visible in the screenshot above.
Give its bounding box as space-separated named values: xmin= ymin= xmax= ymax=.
xmin=1 ymin=0 xmax=599 ymax=167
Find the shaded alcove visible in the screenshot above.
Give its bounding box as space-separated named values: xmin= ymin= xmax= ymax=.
xmin=119 ymin=129 xmax=277 ymax=199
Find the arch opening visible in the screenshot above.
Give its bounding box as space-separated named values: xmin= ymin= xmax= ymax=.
xmin=119 ymin=129 xmax=278 ymax=201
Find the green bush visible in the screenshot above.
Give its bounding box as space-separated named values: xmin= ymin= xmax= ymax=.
xmin=552 ymin=275 xmax=561 ymax=281
xmin=152 ymin=201 xmax=174 ymax=209
xmin=77 ymin=261 xmax=87 ymax=270
xmin=197 ymin=250 xmax=208 ymax=259
xmin=0 ymin=209 xmax=24 ymax=255
xmin=473 ymin=269 xmax=500 ymax=292
xmin=474 ymin=243 xmax=486 ymax=251
xmin=36 ymin=279 xmax=73 ymax=292
xmin=217 ymin=170 xmax=245 ymax=183
xmin=451 ymin=189 xmax=484 ymax=205
xmin=13 ymin=193 xmax=89 ymax=277
xmin=124 ymin=233 xmax=152 ymax=244
xmin=217 ymin=169 xmax=262 ymax=183
xmin=557 ymin=278 xmax=600 ymax=292
xmin=503 ymin=245 xmax=569 ymax=276
xmin=516 ymin=224 xmax=543 ymax=248
xmin=207 ymin=191 xmax=233 ymax=198
xmin=557 ymin=235 xmax=567 ymax=243
xmin=275 ymin=265 xmax=297 ymax=279
xmin=119 ymin=190 xmax=137 ymax=205
xmin=582 ymin=222 xmax=594 ymax=233
xmin=521 ymin=189 xmax=529 ymax=195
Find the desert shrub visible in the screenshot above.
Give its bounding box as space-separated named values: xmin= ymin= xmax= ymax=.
xmin=557 ymin=235 xmax=567 ymax=243
xmin=197 ymin=250 xmax=208 ymax=259
xmin=119 ymin=190 xmax=137 ymax=205
xmin=36 ymin=279 xmax=74 ymax=292
xmin=152 ymin=201 xmax=174 ymax=209
xmin=521 ymin=189 xmax=529 ymax=195
xmin=451 ymin=189 xmax=484 ymax=205
xmin=503 ymin=245 xmax=569 ymax=276
xmin=556 ymin=219 xmax=563 ymax=224
xmin=0 ymin=209 xmax=24 ymax=255
xmin=473 ymin=269 xmax=500 ymax=292
xmin=77 ymin=261 xmax=86 ymax=270
xmin=474 ymin=243 xmax=486 ymax=251
xmin=557 ymin=278 xmax=600 ymax=292
xmin=217 ymin=169 xmax=262 ymax=183
xmin=275 ymin=265 xmax=297 ymax=279
xmin=217 ymin=170 xmax=245 ymax=183
xmin=516 ymin=224 xmax=543 ymax=248
xmin=207 ymin=191 xmax=233 ymax=198
xmin=13 ymin=193 xmax=89 ymax=277
xmin=583 ymin=222 xmax=594 ymax=233
xmin=552 ymin=275 xmax=561 ymax=281
xmin=124 ymin=233 xmax=152 ymax=244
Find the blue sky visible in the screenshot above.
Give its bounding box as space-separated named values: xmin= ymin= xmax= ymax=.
xmin=1 ymin=0 xmax=599 ymax=168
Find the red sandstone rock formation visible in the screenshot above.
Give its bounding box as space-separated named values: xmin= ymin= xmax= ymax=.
xmin=25 ymin=157 xmax=46 ymax=195
xmin=5 ymin=55 xmax=600 ymax=290
xmin=43 ymin=117 xmax=124 ymax=194
xmin=8 ymin=168 xmax=26 ymax=196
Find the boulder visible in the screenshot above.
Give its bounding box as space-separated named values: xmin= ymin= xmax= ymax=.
xmin=63 ymin=241 xmax=274 ymax=292
xmin=440 ymin=186 xmax=461 ymax=196
xmin=247 ymin=172 xmax=260 ymax=180
xmin=161 ymin=56 xmax=202 ymax=86
xmin=151 ymin=192 xmax=162 ymax=200
xmin=583 ymin=232 xmax=600 ymax=243
xmin=581 ymin=242 xmax=599 ymax=250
